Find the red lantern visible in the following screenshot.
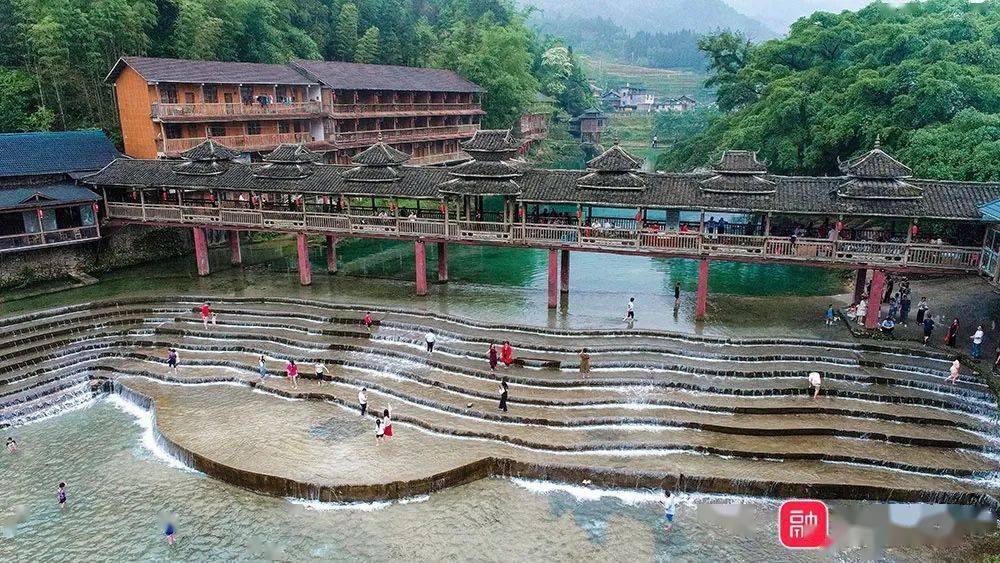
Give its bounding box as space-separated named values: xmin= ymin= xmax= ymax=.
xmin=634 ymin=210 xmax=642 ymax=221
xmin=208 ymin=193 xmax=215 ymax=203
xmin=130 ymin=191 xmax=137 ymax=201
xmin=439 ymin=203 xmax=446 ymax=214
xmin=92 ymin=202 xmax=100 ymax=214
xmin=161 ymin=190 xmax=168 ymax=202
xmin=910 ymin=224 xmax=919 ymax=236
xmin=518 ymin=207 xmax=525 ymax=217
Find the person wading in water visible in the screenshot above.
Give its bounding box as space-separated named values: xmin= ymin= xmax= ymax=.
xmin=498 ymin=377 xmax=509 ymax=413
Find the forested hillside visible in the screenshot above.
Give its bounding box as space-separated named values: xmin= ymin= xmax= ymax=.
xmin=656 ymin=0 xmax=1000 ymax=182
xmin=0 ymin=0 xmax=593 ymax=136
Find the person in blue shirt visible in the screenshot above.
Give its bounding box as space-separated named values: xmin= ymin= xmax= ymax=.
xmin=880 ymin=317 xmax=895 ymax=336
xmin=825 ymin=305 xmax=835 ymax=326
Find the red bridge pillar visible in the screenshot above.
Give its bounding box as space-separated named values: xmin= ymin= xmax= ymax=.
xmin=547 ymin=249 xmax=558 ymax=309
xmin=560 ymin=249 xmax=570 ymax=293
xmin=437 ymin=242 xmax=448 ymax=283
xmin=193 ymin=227 xmax=210 ymax=277
xmin=865 ymin=269 xmax=885 ymax=329
xmin=695 ymin=257 xmax=709 ymax=320
xmin=415 ymin=241 xmax=428 ymax=296
xmin=229 ymin=231 xmax=242 ymax=265
xmin=853 ymin=269 xmax=867 ymax=304
xmin=296 ymin=233 xmax=312 ymax=286
xmin=325 ymin=235 xmax=338 ymax=274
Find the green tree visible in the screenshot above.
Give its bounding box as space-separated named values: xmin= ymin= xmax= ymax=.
xmin=355 ymin=25 xmax=379 ymax=63
xmin=333 ymin=2 xmax=359 ymax=61
xmin=0 ymin=66 xmax=53 ymax=132
xmin=660 ymin=0 xmax=1000 ymax=180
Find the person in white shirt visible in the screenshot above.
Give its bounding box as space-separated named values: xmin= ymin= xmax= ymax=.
xmin=623 ymin=297 xmax=635 ymax=324
xmin=808 ymin=371 xmax=822 ymax=398
xmin=358 ymin=387 xmax=368 ymax=416
xmin=970 ymin=325 xmax=985 ymax=359
xmin=315 ymin=363 xmax=326 ymax=378
xmin=425 ymin=330 xmax=436 ymax=353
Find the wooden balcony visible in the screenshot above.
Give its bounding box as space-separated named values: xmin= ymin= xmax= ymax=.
xmin=0 ymin=225 xmax=101 ymax=254
xmin=152 ymin=101 xmax=323 ymax=122
xmin=104 ymin=202 xmax=985 ymax=273
xmin=161 ymin=132 xmax=314 ymax=156
xmin=332 ymin=124 xmax=478 ymax=148
xmin=326 ymin=102 xmax=483 ymax=118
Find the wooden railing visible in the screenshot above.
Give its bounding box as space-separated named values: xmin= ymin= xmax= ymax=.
xmin=104 ymin=202 xmax=985 ymax=271
xmin=162 ymin=132 xmax=313 ymax=155
xmin=0 ymin=226 xmax=100 ymax=253
xmin=153 ymin=101 xmax=322 ymax=120
xmin=333 ymin=125 xmax=478 ymax=146
xmin=326 ymin=103 xmax=481 ymax=115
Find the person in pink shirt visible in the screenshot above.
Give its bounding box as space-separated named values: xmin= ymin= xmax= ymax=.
xmin=286 ymin=360 xmax=299 ymax=389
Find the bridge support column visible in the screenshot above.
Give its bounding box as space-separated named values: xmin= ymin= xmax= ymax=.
xmin=193 ymin=227 xmax=210 ymax=277
xmin=325 ymin=236 xmax=338 ymax=274
xmin=296 ymin=233 xmax=312 ymax=286
xmin=229 ymin=231 xmax=242 ymax=265
xmin=865 ymin=269 xmax=886 ymax=329
xmin=415 ymin=241 xmax=428 ymax=296
xmin=437 ymin=242 xmax=448 ymax=283
xmin=547 ymin=249 xmax=558 ymax=309
xmin=695 ymin=257 xmax=709 ymax=320
xmin=853 ymin=269 xmax=867 ymax=304
xmin=560 ymin=249 xmax=570 ymax=293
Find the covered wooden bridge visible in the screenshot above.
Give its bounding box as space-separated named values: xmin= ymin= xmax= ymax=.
xmin=84 ymin=131 xmax=1000 ymax=325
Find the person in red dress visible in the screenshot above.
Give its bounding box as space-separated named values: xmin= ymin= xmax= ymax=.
xmin=500 ymin=341 xmax=514 ymax=367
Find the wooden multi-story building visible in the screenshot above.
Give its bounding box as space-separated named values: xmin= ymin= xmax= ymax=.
xmin=0 ymin=130 xmax=117 ymax=254
xmin=106 ymin=56 xmax=484 ymax=165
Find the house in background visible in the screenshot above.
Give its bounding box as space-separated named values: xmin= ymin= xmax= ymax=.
xmin=601 ymin=83 xmax=697 ymax=114
xmin=106 ymin=56 xmax=485 ymax=165
xmin=0 ymin=130 xmax=117 ymax=254
xmin=570 ymin=107 xmax=608 ymax=144
xmin=515 ymin=92 xmax=557 ymax=153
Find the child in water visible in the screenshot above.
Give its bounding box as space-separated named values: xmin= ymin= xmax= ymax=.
xmin=56 ymin=482 xmax=67 ymax=509
xmin=662 ymin=491 xmax=678 ymax=533
xmin=6 ymin=437 xmax=16 ymax=454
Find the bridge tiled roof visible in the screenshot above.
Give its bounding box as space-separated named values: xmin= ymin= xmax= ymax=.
xmin=85 ymin=157 xmax=1000 ymax=220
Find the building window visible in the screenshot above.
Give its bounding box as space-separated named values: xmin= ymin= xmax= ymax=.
xmin=184 ymin=92 xmax=195 ymax=104
xmin=165 ymin=124 xmax=184 ymax=139
xmin=278 ymin=121 xmax=291 ymax=134
xmin=209 ymin=123 xmax=226 ymax=137
xmin=160 ymin=84 xmax=178 ymax=104
xmin=276 ymin=86 xmax=288 ymax=102
xmin=246 ymin=121 xmax=261 ymax=135
xmin=203 ymin=85 xmax=218 ymax=103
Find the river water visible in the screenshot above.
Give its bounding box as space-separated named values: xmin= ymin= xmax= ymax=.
xmin=1 ymin=400 xmax=993 ymax=561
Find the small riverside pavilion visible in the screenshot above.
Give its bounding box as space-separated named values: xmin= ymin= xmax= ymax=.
xmin=86 ymin=131 xmax=1000 ymax=324
xmin=1 ymin=130 xmax=118 ymax=253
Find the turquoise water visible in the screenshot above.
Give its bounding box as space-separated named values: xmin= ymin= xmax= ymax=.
xmin=1 ymin=401 xmax=992 ymax=561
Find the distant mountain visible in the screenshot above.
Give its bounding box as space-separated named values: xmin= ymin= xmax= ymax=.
xmin=723 ymin=0 xmax=906 ymax=33
xmin=521 ymin=0 xmax=777 ymax=40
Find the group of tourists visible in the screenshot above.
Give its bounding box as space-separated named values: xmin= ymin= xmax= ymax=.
xmin=487 ymin=342 xmax=515 ymax=370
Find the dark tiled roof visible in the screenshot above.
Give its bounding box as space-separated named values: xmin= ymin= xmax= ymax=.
xmin=342 ymin=165 xmax=403 ymax=183
xmin=172 ymin=160 xmax=231 ymax=176
xmin=836 ymin=178 xmax=924 ymax=200
xmin=252 ymin=162 xmax=316 ymax=180
xmin=700 ymin=174 xmax=776 ymax=195
xmin=437 ymin=178 xmax=521 ymax=196
xmin=106 ymin=56 xmax=315 ymax=85
xmin=459 ymin=130 xmax=521 ymax=157
xmin=714 ymin=150 xmax=767 ymax=174
xmin=0 ymin=183 xmax=99 ymax=208
xmin=0 ymin=130 xmax=118 ymax=178
xmin=840 ymin=147 xmax=912 ymax=178
xmin=352 ymin=142 xmax=411 ymax=166
xmin=84 ymin=158 xmax=1000 ymax=220
xmin=291 ymin=59 xmax=483 ymax=93
xmin=263 ymin=144 xmax=321 ymax=164
xmin=180 ymin=139 xmax=239 ymax=162
xmin=587 ymin=143 xmax=641 ymax=172
xmin=449 ymin=160 xmax=521 ymax=179
xmin=577 ymin=171 xmax=646 ymax=190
